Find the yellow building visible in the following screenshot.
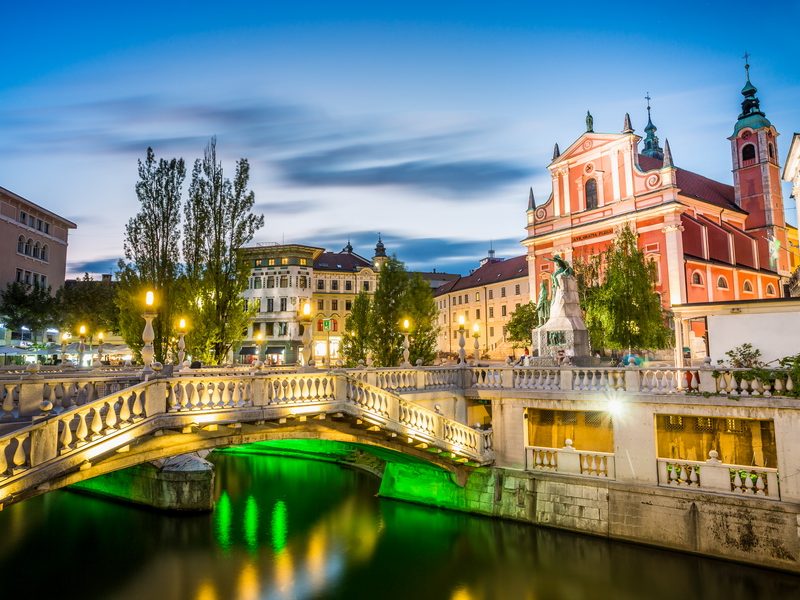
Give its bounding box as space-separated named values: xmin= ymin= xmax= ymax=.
xmin=787 ymin=223 xmax=799 ymax=273
xmin=310 ymin=240 xmax=384 ymax=366
xmin=434 ymin=251 xmax=529 ymax=360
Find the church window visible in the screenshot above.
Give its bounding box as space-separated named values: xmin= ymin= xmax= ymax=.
xmin=716 ymin=276 xmax=729 ymax=290
xmin=741 ymin=144 xmax=756 ymax=162
xmin=766 ymin=283 xmax=776 ymax=296
xmin=743 ymin=280 xmax=753 ymax=293
xmin=768 ymin=143 xmax=775 ymax=160
xmin=585 ymin=179 xmax=598 ymax=210
xmin=691 ymin=271 xmax=704 ymax=286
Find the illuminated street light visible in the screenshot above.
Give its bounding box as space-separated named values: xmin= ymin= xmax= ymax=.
xmin=177 ymin=317 xmax=188 ymax=367
xmin=457 ymin=315 xmax=467 ymax=364
xmin=301 ymin=300 xmax=314 ymax=370
xmin=472 ymin=322 xmax=480 ymax=363
xmin=401 ymin=317 xmax=411 ymax=367
xmin=141 ymin=290 xmax=156 ymax=374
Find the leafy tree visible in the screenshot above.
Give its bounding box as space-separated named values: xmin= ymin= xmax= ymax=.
xmin=401 ymin=273 xmax=439 ymax=365
xmin=55 ymin=274 xmax=119 ymax=340
xmin=116 ymin=147 xmax=186 ymax=362
xmin=505 ymin=301 xmax=537 ymax=349
xmin=341 ymin=292 xmax=371 ymax=367
xmin=182 ymin=138 xmax=264 ymax=364
xmin=0 ymin=283 xmax=57 ymax=341
xmin=578 ymin=225 xmax=671 ymax=352
xmin=368 ymin=257 xmax=408 ymax=367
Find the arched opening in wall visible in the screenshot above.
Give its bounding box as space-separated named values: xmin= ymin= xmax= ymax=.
xmin=585 ymin=178 xmax=598 ymax=210
xmin=41 ymin=245 xmax=48 ymax=262
xmin=317 ymin=319 xmax=324 ymax=332
xmin=17 ymin=236 xmax=24 ymax=253
xmin=741 ymin=143 xmax=756 ymax=162
xmin=690 ymin=271 xmax=704 ymax=286
xmin=743 ymin=280 xmax=753 ymax=293
xmin=768 ymin=143 xmax=775 ymax=160
xmin=716 ymin=276 xmax=729 ymax=290
xmin=766 ymin=283 xmax=776 ymax=296
xmin=33 ymin=242 xmax=40 ymax=259
xmin=24 ymin=238 xmax=32 ymax=256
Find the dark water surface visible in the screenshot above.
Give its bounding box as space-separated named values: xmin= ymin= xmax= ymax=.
xmin=1 ymin=453 xmax=799 ymax=600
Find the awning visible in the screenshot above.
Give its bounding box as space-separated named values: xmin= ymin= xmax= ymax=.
xmin=265 ymin=347 xmax=285 ymax=354
xmin=239 ymin=346 xmax=258 ymax=355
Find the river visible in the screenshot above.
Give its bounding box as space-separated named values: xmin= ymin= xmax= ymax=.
xmin=0 ymin=452 xmax=798 ymax=599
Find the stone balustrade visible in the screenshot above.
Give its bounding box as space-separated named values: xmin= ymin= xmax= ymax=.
xmin=525 ymin=440 xmax=615 ymax=479
xmin=657 ymin=454 xmax=780 ymax=500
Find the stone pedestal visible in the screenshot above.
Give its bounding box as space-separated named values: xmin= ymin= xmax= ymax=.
xmin=534 ymin=275 xmax=590 ymax=363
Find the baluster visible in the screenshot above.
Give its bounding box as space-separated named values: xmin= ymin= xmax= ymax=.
xmin=104 ymin=400 xmax=118 ymax=430
xmin=12 ymin=436 xmax=27 ymax=470
xmin=1 ymin=385 xmax=13 ymax=417
xmin=180 ymin=384 xmax=190 ymax=410
xmin=744 ymin=472 xmax=754 ymax=494
xmin=90 ymin=408 xmax=103 ymax=438
xmin=0 ymin=440 xmax=9 ymax=477
xmin=679 ymin=464 xmax=689 ymax=485
xmin=589 ymin=454 xmax=598 ymax=475
xmin=689 ymin=465 xmax=699 ymax=486
xmin=75 ymin=411 xmax=89 ymax=444
xmin=739 ymin=378 xmax=750 ymax=397
xmin=119 ymin=394 xmax=131 ymax=423
xmin=132 ymin=391 xmax=144 ymax=417
xmin=786 ymin=376 xmax=794 ymax=394
xmin=732 ymin=470 xmax=743 ymax=492
xmin=59 ymin=416 xmax=74 ymax=451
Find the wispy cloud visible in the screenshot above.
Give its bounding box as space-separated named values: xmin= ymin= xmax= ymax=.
xmin=68 ymin=257 xmax=120 ymax=276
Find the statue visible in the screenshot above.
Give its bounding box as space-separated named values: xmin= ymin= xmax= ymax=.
xmin=536 ymin=281 xmax=550 ymax=327
xmin=546 ymin=254 xmax=574 ymax=290
xmin=586 ymin=110 xmax=593 ymax=133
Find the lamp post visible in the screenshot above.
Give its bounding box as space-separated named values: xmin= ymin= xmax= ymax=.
xmin=94 ymin=331 xmax=104 ymax=367
xmin=78 ymin=325 xmax=87 ymax=368
xmin=254 ymin=331 xmax=263 ymax=367
xmin=301 ymin=300 xmax=314 ymax=370
xmin=60 ymin=332 xmax=71 ymax=365
xmin=472 ymin=322 xmax=481 ymax=364
xmin=401 ymin=318 xmax=411 ymax=367
xmin=141 ymin=290 xmax=156 ymax=374
xmin=457 ymin=315 xmax=467 ymax=365
xmin=177 ymin=318 xmax=187 ymax=367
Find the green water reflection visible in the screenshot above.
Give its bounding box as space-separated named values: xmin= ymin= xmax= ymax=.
xmin=0 ymin=452 xmax=798 ymax=600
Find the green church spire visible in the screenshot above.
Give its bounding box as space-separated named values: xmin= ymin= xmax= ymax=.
xmin=734 ymin=52 xmax=771 ymax=135
xmin=641 ymin=92 xmax=664 ymax=160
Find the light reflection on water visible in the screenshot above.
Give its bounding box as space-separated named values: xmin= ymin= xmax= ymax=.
xmin=0 ymin=452 xmax=798 ymax=600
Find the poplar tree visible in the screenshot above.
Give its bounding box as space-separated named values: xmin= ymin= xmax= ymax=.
xmin=581 ymin=225 xmax=671 ymax=352
xmin=368 ymin=257 xmax=407 ymax=367
xmin=400 ymin=273 xmax=439 ymax=365
xmin=116 ymin=147 xmax=185 ymax=362
xmin=182 ymin=138 xmax=264 ymax=364
xmin=341 ymin=292 xmax=371 ymax=367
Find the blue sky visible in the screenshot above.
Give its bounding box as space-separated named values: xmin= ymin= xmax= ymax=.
xmin=2 ymin=1 xmax=798 ymax=277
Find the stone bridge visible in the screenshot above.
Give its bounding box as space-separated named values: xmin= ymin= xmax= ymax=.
xmin=0 ymin=371 xmax=493 ymax=508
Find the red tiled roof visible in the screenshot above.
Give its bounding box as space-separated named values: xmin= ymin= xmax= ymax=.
xmin=434 ymin=255 xmax=528 ymax=296
xmin=637 ymin=155 xmax=744 ymax=214
xmin=314 ymin=251 xmax=373 ymax=272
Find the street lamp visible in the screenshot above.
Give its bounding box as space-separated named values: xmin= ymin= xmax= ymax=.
xmin=78 ymin=325 xmax=87 ymax=368
xmin=301 ymin=300 xmax=314 ymax=370
xmin=141 ymin=290 xmax=156 ymax=374
xmin=472 ymin=322 xmax=481 ymax=364
xmin=177 ymin=318 xmax=187 ymax=366
xmin=457 ymin=315 xmax=467 ymax=364
xmin=60 ymin=332 xmax=71 ymax=365
xmin=94 ymin=331 xmax=104 ymax=367
xmin=254 ymin=331 xmax=263 ymax=367
xmin=401 ymin=318 xmax=411 ymax=367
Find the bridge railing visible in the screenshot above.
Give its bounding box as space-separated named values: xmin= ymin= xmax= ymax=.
xmin=656 ymin=455 xmax=780 ymax=499
xmin=0 ymin=370 xmax=493 ymax=505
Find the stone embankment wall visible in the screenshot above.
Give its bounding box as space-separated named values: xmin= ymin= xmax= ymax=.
xmin=379 ymin=463 xmax=800 ymax=573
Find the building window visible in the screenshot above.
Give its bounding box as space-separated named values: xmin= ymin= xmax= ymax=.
xmin=500 ymin=287 xmax=506 ymax=298
xmin=19 ymin=210 xmax=26 ymax=223
xmin=253 ymin=298 xmax=261 ymax=312
xmin=317 ymin=319 xmax=324 ymax=332
xmin=743 ymin=280 xmax=753 ymax=293
xmin=515 ymin=284 xmax=521 ymax=295
xmin=317 ymin=299 xmax=324 ymax=310
xmin=24 ymin=238 xmax=32 ymax=256
xmin=17 ymin=236 xmax=24 ymax=253
xmin=279 ymin=297 xmax=287 ymax=311
xmin=475 ymin=292 xmax=480 ymax=301
xmin=454 ymin=331 xmax=458 ymax=340
xmin=768 ymin=143 xmax=775 ymax=160
xmin=265 ymin=276 xmax=274 ymax=288
xmin=280 ymin=258 xmax=289 ymax=265
xmin=464 ymin=294 xmax=468 ymax=303
xmin=476 ymin=309 xmax=481 ymax=319
xmin=332 ymin=300 xmax=339 ymax=311
xmin=279 ymin=276 xmax=288 ymax=288
xmin=741 ymin=144 xmax=756 ymax=162
xmin=44 ymin=223 xmax=49 ymax=234
xmin=317 ymin=279 xmax=325 ymax=291
xmin=363 ymin=281 xmax=370 ymax=292
xmin=465 ymin=310 xmax=469 ymax=321
xmin=40 ymin=275 xmax=47 ymax=288
xmin=299 ymin=258 xmax=308 ymax=266
xmin=489 ymin=307 xmax=494 ymax=318
xmin=488 ymin=290 xmax=494 ymax=300
xmin=766 ymin=283 xmax=776 ymax=296
xmin=343 ymin=280 xmax=352 ymax=291
xmin=489 ymin=326 xmax=495 ymax=337
xmin=298 ymin=275 xmax=307 ymax=288
xmin=691 ymin=271 xmax=704 ymax=286
xmin=28 ymin=215 xmax=35 ymax=227
xmin=331 ymin=319 xmax=338 ymax=332
xmin=36 ymin=218 xmax=43 ymax=231
xmin=41 ymin=245 xmax=48 ymax=262
xmin=24 ymin=271 xmax=31 ymax=285
xmin=585 ymin=178 xmax=598 ymax=210
xmin=716 ymin=276 xmax=729 ymax=290
xmin=501 ymin=305 xmax=507 ymax=317
xmin=266 ymin=298 xmax=274 ymax=312
xmin=345 ymin=300 xmax=352 ymax=311
xmin=268 ymin=258 xmax=275 ymax=266
xmin=331 ymin=280 xmax=339 ymax=291
xmin=253 ymin=277 xmax=262 ymax=289
xmin=15 ymin=269 xmax=22 ymax=283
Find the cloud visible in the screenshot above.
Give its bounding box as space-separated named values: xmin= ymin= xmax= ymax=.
xmin=254 ymin=199 xmax=316 ymax=216
xmin=68 ymin=257 xmax=120 ymax=276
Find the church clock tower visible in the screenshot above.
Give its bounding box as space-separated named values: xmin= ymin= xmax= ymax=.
xmin=730 ymin=57 xmax=789 ymax=276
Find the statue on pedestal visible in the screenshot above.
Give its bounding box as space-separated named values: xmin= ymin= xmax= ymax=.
xmin=535 ymin=281 xmax=550 ymax=328
xmin=547 ymin=254 xmax=574 ymax=290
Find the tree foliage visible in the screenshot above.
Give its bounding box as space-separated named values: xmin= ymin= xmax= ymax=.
xmin=0 ymin=283 xmax=56 ymax=340
xmin=401 ymin=272 xmax=439 ymax=365
xmin=506 ymin=301 xmax=537 ymax=348
xmin=368 ymin=257 xmax=407 ymax=367
xmin=182 ymin=138 xmax=264 ymax=364
xmin=116 ymin=147 xmax=186 ymax=362
xmin=55 ymin=274 xmax=119 ymax=340
xmin=576 ymin=225 xmax=672 ymax=352
xmin=341 ymin=292 xmax=371 ymax=367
